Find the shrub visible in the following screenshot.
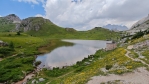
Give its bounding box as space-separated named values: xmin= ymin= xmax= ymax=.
xmin=9 ymin=41 xmax=14 ymax=49
xmin=45 ymin=67 xmax=69 ymax=77
xmin=131 ymin=31 xmax=144 ymax=40
xmin=0 ymin=47 xmax=14 ymax=58
xmin=35 ymin=61 xmax=41 ymax=66
xmin=22 ymin=57 xmax=34 ymax=64
xmin=106 ymin=65 xmax=112 ymax=70
xmin=16 ymin=31 xmax=21 ymax=35
xmin=75 ymin=66 xmax=85 ymax=72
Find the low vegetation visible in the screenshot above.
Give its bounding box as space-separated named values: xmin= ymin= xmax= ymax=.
xmin=0 ymin=18 xmax=16 ymax=32
xmin=0 ymin=56 xmax=34 ymax=82
xmin=141 ymin=50 xmax=149 ymax=64
xmin=28 ymin=48 xmax=143 ymax=84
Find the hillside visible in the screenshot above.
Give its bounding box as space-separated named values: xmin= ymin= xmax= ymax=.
xmin=17 ymin=17 xmax=68 ymax=36
xmin=0 ymin=17 xmax=15 ymax=32
xmin=13 ymin=16 xmax=119 ymax=40
xmin=0 ymin=14 xmax=21 ymax=32
xmin=128 ymin=14 xmax=149 ymax=35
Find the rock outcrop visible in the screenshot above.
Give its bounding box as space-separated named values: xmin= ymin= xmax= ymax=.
xmin=18 ymin=17 xmax=51 ymax=32
xmin=4 ymin=14 xmax=21 ymax=23
xmin=128 ymin=14 xmax=149 ymax=35
xmin=0 ymin=14 xmax=21 ymax=32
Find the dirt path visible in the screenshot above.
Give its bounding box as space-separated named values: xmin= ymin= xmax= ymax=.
xmin=15 ymin=73 xmax=35 ymax=84
xmin=125 ymin=49 xmax=149 ymax=67
xmin=87 ymin=67 xmax=149 ymax=84
xmin=0 ymin=58 xmax=2 ymax=62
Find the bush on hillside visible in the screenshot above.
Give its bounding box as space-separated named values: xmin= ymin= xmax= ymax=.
xmin=106 ymin=65 xmax=112 ymax=70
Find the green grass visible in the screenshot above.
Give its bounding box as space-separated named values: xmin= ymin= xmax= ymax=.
xmin=129 ymin=50 xmax=139 ymax=59
xmin=0 ymin=18 xmax=16 ymax=32
xmin=27 ymin=26 xmax=120 ymax=40
xmin=0 ymin=56 xmax=34 ymax=82
xmin=141 ymin=50 xmax=149 ymax=64
xmin=0 ymin=32 xmax=75 ymax=83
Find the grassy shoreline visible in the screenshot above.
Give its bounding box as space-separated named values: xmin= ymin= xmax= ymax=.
xmin=0 ymin=31 xmax=120 ymax=83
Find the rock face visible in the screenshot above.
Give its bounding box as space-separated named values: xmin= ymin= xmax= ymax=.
xmin=128 ymin=14 xmax=149 ymax=35
xmin=65 ymin=28 xmax=76 ymax=32
xmin=4 ymin=14 xmax=21 ymax=23
xmin=0 ymin=14 xmax=21 ymax=32
xmin=103 ymin=24 xmax=128 ymax=31
xmin=18 ymin=17 xmax=51 ymax=32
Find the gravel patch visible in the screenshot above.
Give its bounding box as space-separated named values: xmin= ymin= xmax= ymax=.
xmin=87 ymin=67 xmax=149 ymax=84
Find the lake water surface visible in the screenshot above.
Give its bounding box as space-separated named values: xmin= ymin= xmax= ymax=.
xmin=36 ymin=40 xmax=111 ymax=68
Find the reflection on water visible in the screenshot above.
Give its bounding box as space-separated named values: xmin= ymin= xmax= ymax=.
xmin=36 ymin=40 xmax=111 ymax=68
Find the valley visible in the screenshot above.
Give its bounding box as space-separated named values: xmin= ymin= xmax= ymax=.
xmin=0 ymin=14 xmax=149 ymax=84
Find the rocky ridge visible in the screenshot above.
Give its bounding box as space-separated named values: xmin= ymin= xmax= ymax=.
xmin=128 ymin=14 xmax=149 ymax=35
xmin=18 ymin=17 xmax=51 ymax=32
xmin=3 ymin=14 xmax=21 ymax=23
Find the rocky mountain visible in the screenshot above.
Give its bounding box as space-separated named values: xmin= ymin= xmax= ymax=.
xmin=128 ymin=14 xmax=149 ymax=35
xmin=0 ymin=14 xmax=21 ymax=32
xmin=17 ymin=17 xmax=51 ymax=32
xmin=103 ymin=24 xmax=128 ymax=31
xmin=4 ymin=14 xmax=21 ymax=23
xmin=17 ymin=17 xmax=69 ymax=36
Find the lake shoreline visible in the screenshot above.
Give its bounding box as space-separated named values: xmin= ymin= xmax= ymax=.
xmin=36 ymin=39 xmax=110 ymax=68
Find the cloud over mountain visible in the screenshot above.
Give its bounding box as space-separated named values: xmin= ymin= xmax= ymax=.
xmin=15 ymin=0 xmax=149 ymax=30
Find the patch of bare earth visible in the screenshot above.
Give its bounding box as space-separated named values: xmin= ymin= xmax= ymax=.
xmin=0 ymin=58 xmax=2 ymax=61
xmin=15 ymin=73 xmax=35 ymax=84
xmin=87 ymin=67 xmax=149 ymax=84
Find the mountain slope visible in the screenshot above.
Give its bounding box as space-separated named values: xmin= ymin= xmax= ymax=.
xmin=0 ymin=14 xmax=119 ymax=39
xmin=16 ymin=17 xmax=119 ymax=39
xmin=128 ymin=14 xmax=149 ymax=35
xmin=0 ymin=14 xmax=21 ymax=32
xmin=17 ymin=17 xmax=67 ymax=36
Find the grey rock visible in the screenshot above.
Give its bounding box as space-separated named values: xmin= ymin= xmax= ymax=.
xmin=32 ymin=79 xmax=36 ymax=84
xmin=127 ymin=14 xmax=149 ymax=35
xmin=39 ymin=78 xmax=45 ymax=82
xmin=84 ymin=62 xmax=90 ymax=65
xmin=4 ymin=14 xmax=21 ymax=23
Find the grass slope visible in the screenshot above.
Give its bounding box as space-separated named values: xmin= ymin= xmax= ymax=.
xmin=0 ymin=18 xmax=16 ymax=32
xmin=20 ymin=17 xmax=120 ymax=40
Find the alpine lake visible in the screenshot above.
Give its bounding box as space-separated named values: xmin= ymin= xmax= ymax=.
xmin=36 ymin=39 xmax=111 ymax=69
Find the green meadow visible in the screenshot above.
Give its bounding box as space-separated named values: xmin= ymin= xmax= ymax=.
xmin=0 ymin=28 xmax=119 ymax=83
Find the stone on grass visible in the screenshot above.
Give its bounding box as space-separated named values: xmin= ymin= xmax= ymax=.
xmin=39 ymin=78 xmax=45 ymax=82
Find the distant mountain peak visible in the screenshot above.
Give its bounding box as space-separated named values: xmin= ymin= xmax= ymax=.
xmin=103 ymin=24 xmax=128 ymax=31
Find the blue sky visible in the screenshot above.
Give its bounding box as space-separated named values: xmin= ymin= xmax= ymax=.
xmin=0 ymin=0 xmax=44 ymax=19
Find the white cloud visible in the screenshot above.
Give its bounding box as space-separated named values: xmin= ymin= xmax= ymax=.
xmin=17 ymin=0 xmax=39 ymax=4
xmin=15 ymin=0 xmax=46 ymax=4
xmin=41 ymin=0 xmax=149 ymax=30
xmin=0 ymin=15 xmax=2 ymax=17
xmin=35 ymin=14 xmax=46 ymax=19
xmin=14 ymin=0 xmax=149 ymax=30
